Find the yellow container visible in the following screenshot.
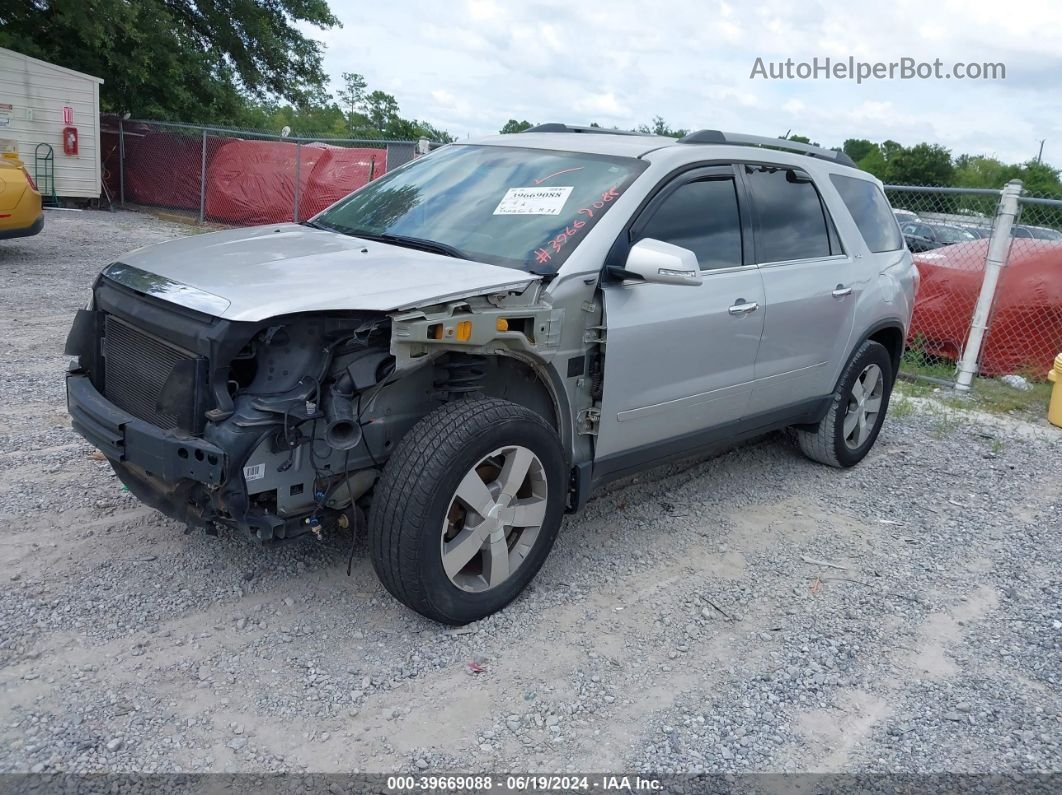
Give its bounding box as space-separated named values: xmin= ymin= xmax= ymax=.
xmin=1048 ymin=353 xmax=1062 ymax=428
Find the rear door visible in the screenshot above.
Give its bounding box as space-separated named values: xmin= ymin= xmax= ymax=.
xmin=742 ymin=164 xmax=859 ymax=413
xmin=595 ymin=165 xmax=766 ymax=459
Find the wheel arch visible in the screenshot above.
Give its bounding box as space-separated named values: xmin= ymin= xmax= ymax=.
xmin=473 ymin=352 xmax=574 ymax=463
xmin=858 ymin=319 xmax=906 ymax=380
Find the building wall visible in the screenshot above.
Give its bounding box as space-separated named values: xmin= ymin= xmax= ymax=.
xmin=0 ymin=48 xmax=103 ymax=199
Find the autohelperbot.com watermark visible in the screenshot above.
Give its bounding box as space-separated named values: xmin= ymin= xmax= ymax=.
xmin=750 ymin=56 xmax=1006 ymax=83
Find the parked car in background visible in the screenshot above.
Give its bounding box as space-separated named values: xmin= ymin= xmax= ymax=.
xmin=910 ymin=238 xmax=1062 ymax=375
xmin=894 ymin=208 xmax=919 ymax=225
xmin=1013 ymin=224 xmax=1062 ymax=241
xmin=947 ymin=224 xmax=1062 ymax=242
xmin=901 ymin=221 xmax=977 ymax=252
xmin=0 ymin=154 xmax=43 ymax=240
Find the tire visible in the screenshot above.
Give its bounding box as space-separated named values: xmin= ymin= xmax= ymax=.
xmin=795 ymin=340 xmax=894 ymax=468
xmin=368 ymin=397 xmax=566 ymax=624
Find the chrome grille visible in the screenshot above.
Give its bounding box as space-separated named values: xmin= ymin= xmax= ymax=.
xmin=103 ymin=315 xmax=192 ymax=429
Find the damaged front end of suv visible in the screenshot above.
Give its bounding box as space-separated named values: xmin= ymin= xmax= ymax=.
xmin=65 ymin=259 xmax=555 ymax=544
xmin=64 ymin=139 xmax=656 ymax=623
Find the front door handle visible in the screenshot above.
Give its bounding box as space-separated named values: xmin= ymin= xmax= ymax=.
xmin=728 ymin=301 xmax=759 ymax=316
xmin=832 ymin=285 xmax=853 ymax=298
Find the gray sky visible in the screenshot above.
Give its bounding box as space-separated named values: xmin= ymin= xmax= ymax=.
xmin=307 ymin=0 xmax=1060 ymax=165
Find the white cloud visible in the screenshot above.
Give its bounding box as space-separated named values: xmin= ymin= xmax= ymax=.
xmin=573 ymin=92 xmax=631 ymax=118
xmin=465 ymin=0 xmax=499 ymax=22
xmin=313 ymin=0 xmax=1061 ymax=164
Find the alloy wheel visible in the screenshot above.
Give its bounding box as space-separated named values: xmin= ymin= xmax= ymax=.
xmin=440 ymin=445 xmax=549 ymax=593
xmin=843 ymin=363 xmax=885 ymax=450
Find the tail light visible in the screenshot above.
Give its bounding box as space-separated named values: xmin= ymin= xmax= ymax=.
xmin=22 ymin=169 xmax=37 ymax=191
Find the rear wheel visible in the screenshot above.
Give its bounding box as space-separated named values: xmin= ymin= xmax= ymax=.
xmin=368 ymin=398 xmax=565 ymax=624
xmin=795 ymin=340 xmax=894 ymax=468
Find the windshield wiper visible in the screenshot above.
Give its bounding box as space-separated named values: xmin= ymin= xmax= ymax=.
xmin=348 ymin=231 xmax=470 ymax=260
xmin=301 ymin=219 xmax=334 ymax=232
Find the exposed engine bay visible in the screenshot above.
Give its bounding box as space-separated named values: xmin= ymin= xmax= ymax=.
xmin=65 ymin=268 xmax=570 ymax=544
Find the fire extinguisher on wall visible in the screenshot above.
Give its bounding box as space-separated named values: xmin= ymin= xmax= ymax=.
xmin=62 ymin=126 xmax=78 ymax=156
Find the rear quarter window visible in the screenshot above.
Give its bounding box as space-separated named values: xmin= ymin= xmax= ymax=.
xmin=830 ymin=174 xmax=904 ymax=253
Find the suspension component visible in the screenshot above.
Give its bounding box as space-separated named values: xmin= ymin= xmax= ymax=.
xmin=433 ymin=354 xmax=486 ymax=400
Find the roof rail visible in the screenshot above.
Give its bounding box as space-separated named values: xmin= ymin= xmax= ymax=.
xmin=678 ymin=130 xmax=858 ymax=168
xmin=524 ymin=123 xmax=645 ymax=137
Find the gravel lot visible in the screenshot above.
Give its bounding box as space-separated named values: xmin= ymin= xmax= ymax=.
xmin=1 ymin=210 xmax=1060 ymax=777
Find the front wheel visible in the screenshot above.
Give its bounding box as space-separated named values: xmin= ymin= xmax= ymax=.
xmin=368 ymin=398 xmax=566 ymax=624
xmin=795 ymin=340 xmax=894 ymax=468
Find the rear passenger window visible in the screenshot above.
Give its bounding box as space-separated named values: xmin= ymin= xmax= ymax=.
xmin=744 ymin=166 xmax=836 ymax=263
xmin=830 ymin=174 xmax=903 ymax=252
xmin=634 ymin=178 xmax=742 ymax=270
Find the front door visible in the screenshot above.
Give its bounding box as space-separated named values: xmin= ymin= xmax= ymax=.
xmin=595 ymin=167 xmax=765 ymax=461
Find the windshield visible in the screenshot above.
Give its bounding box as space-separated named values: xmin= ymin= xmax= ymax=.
xmin=1025 ymin=226 xmax=1062 ymax=240
xmin=312 ymin=144 xmax=647 ymax=272
xmin=936 ymin=225 xmax=975 ymax=243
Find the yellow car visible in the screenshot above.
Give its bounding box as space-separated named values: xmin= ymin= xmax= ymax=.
xmin=0 ymin=155 xmax=43 ymax=240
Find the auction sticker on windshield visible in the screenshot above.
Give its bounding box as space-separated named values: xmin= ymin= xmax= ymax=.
xmin=493 ymin=186 xmax=574 ymax=215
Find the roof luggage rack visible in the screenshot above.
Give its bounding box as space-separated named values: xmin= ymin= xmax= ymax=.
xmin=524 ymin=123 xmax=645 ymax=137
xmin=678 ymin=130 xmax=858 ymax=168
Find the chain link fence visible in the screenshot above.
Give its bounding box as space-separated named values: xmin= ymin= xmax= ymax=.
xmin=886 ymin=182 xmax=1062 ymax=388
xmin=100 ymin=117 xmax=430 ymax=225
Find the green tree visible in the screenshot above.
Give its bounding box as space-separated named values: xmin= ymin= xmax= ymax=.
xmin=337 ymin=72 xmax=368 ymax=134
xmin=880 ymin=140 xmax=904 ymax=162
xmin=365 ymin=90 xmax=400 ymax=130
xmin=1017 ymin=160 xmax=1062 ymax=195
xmin=499 ymin=119 xmax=533 ymax=134
xmin=0 ymin=0 xmax=340 ymax=123
xmin=637 ymin=116 xmax=688 ymax=137
xmin=414 ymin=121 xmax=456 ymax=144
xmin=783 ymin=134 xmax=821 ymax=147
xmin=842 ymin=138 xmax=877 ymax=163
xmin=953 ymin=155 xmax=1019 ymax=190
xmin=886 ymin=143 xmax=954 ymax=186
xmin=857 ymin=147 xmax=889 ymax=180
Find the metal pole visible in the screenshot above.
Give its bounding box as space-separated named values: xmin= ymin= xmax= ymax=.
xmin=293 ymin=141 xmax=301 ymax=223
xmin=198 ymin=128 xmax=207 ymax=224
xmin=118 ymin=118 xmax=125 ymax=207
xmin=954 ymin=179 xmax=1023 ymax=392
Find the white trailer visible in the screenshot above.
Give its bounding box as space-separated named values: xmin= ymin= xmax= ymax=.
xmin=0 ymin=47 xmax=103 ymax=200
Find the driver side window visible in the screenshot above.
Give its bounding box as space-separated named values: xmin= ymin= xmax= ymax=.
xmin=633 ymin=178 xmax=743 ymax=271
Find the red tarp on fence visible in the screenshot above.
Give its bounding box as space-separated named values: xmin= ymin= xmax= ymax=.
xmin=98 ymin=116 xmax=388 ymax=223
xmin=910 ymin=239 xmax=1062 ymax=376
xmin=205 ymin=140 xmax=385 ymax=224
xmin=124 ymin=131 xmax=223 ymax=211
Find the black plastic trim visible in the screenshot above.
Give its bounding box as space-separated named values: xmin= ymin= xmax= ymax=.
xmin=67 ymin=371 xmax=226 ymax=485
xmin=678 ymin=130 xmax=859 ymax=168
xmin=589 ymin=396 xmax=831 ymax=489
xmin=525 ymin=123 xmax=644 ymax=137
xmin=567 ymin=461 xmax=593 ymax=514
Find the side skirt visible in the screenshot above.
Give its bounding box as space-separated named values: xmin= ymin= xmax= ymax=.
xmin=580 ymin=396 xmax=832 ymax=497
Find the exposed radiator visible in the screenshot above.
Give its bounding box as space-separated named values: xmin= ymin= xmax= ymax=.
xmin=103 ymin=315 xmax=193 ymax=430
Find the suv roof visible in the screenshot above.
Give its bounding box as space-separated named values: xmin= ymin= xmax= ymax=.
xmin=475 ymin=122 xmax=858 ymax=168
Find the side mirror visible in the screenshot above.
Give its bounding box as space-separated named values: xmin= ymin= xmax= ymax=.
xmin=619 ymin=238 xmax=702 ymax=286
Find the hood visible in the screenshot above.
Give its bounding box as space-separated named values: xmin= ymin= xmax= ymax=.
xmin=109 ymin=224 xmax=538 ymax=322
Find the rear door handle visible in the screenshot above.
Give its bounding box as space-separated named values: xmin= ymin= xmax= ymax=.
xmin=728 ymin=301 xmax=759 ymax=315
xmin=832 ymin=285 xmax=853 ymax=298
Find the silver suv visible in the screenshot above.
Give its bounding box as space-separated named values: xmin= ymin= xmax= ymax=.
xmin=66 ymin=125 xmax=917 ymax=624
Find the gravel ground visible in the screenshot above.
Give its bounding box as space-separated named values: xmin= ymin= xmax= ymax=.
xmin=0 ymin=210 xmax=1060 ymax=777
